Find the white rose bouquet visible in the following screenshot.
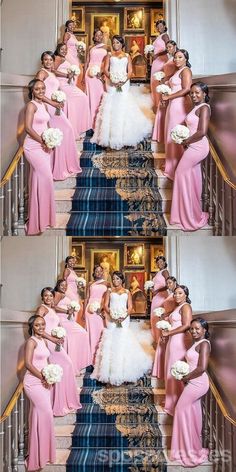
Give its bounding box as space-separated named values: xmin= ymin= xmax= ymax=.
xmin=67 ymin=300 xmax=80 ymax=320
xmin=153 ymin=307 xmax=165 ymax=317
xmin=110 ymin=71 xmax=128 ymax=92
xmin=156 ymin=84 xmax=172 ymax=95
xmin=171 ymin=125 xmax=190 ymax=144
xmin=88 ymin=301 xmax=101 ymax=314
xmin=144 ymin=280 xmax=154 ymax=291
xmin=144 ymin=44 xmax=154 ymax=55
xmin=42 ymin=128 xmax=63 ymax=149
xmin=76 ymin=277 xmax=87 ymax=288
xmin=42 ymin=364 xmax=63 ymax=384
xmin=153 ymin=71 xmax=166 ymax=82
xmin=77 ymin=41 xmax=86 ymax=52
xmin=51 ymin=327 xmax=66 ymax=351
xmin=156 ymin=320 xmax=171 ymax=331
xmin=110 ymin=309 xmax=127 ymax=328
xmin=67 ymin=64 xmax=81 ymax=76
xmin=171 ymin=360 xmax=190 ymax=380
xmin=51 ymin=90 xmax=66 ymax=116
xmin=89 ymin=65 xmax=101 ymax=78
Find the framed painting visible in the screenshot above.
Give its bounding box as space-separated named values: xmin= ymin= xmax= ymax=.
xmin=124 ymin=243 xmax=145 ymax=267
xmin=124 ymin=8 xmax=145 ymax=31
xmin=125 ymin=270 xmax=147 ymax=315
xmin=150 ymin=8 xmax=164 ymax=36
xmin=124 ymin=34 xmax=146 ymax=57
xmin=71 ymin=243 xmax=85 ymax=268
xmin=71 ymin=7 xmax=85 ymax=32
xmin=91 ymin=13 xmax=120 ymax=45
xmin=90 ymin=249 xmax=120 ymax=282
xmin=150 ymin=245 xmax=165 ymax=272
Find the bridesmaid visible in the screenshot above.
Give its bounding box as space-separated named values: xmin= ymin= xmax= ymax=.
xmin=36 ymin=287 xmax=81 ymax=416
xmin=152 ymin=40 xmax=177 ymax=143
xmin=63 ymin=255 xmax=83 ymax=326
xmin=23 ymin=79 xmax=55 ymax=235
xmin=84 ymin=28 xmax=108 ymax=129
xmin=150 ymin=20 xmax=169 ymax=107
xmin=54 ymin=279 xmax=91 ymax=374
xmin=84 ymin=265 xmax=109 ymax=365
xmin=63 ymin=20 xmax=80 ymax=66
xmin=170 ymin=82 xmax=210 ymax=230
xmin=152 ymin=276 xmax=178 ymax=381
xmin=150 ymin=256 xmax=169 ymax=342
xmin=170 ymin=318 xmax=210 ymax=466
xmin=36 ymin=51 xmax=82 ymax=181
xmin=162 ymin=285 xmax=192 ymax=416
xmin=162 ymin=49 xmax=192 ymax=180
xmin=23 ymin=315 xmax=55 ymax=471
xmin=54 ymin=43 xmax=91 ymax=138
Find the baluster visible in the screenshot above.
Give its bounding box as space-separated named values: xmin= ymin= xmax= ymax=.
xmin=214 ymin=166 xmax=219 ymax=235
xmin=18 ymin=392 xmax=25 ymax=462
xmin=12 ymin=165 xmax=19 ymax=236
xmin=6 ymin=415 xmax=12 ymax=472
xmin=12 ymin=401 xmax=19 ymax=471
xmin=203 ymin=394 xmax=209 ymax=447
xmin=208 ymin=158 xmax=214 ymax=226
xmin=228 ymin=187 xmax=233 ymax=236
xmin=221 ymin=416 xmax=225 ymax=472
xmin=6 ymin=179 xmax=13 ymax=235
xmin=228 ymin=423 xmax=234 ymax=472
xmin=18 ymin=156 xmax=25 ymax=225
xmin=0 ymin=421 xmax=4 ymax=471
xmin=208 ymin=391 xmax=214 ymax=461
xmin=221 ymin=180 xmax=225 ymax=235
xmin=202 ymin=158 xmax=209 ymax=212
xmin=215 ymin=404 xmax=219 ymax=471
xmin=0 ymin=187 xmax=4 ymax=236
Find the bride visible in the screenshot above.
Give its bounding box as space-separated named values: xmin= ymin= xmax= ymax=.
xmin=91 ymin=271 xmax=153 ymax=386
xmin=91 ymin=35 xmax=154 ymax=150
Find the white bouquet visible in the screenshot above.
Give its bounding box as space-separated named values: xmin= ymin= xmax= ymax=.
xmin=51 ymin=91 xmax=66 ymax=103
xmin=77 ymin=41 xmax=86 ymax=51
xmin=42 ymin=363 xmax=63 ymax=384
xmin=110 ymin=71 xmax=127 ymax=92
xmin=153 ymin=307 xmax=165 ymax=317
xmin=153 ymin=71 xmax=166 ymax=82
xmin=144 ymin=280 xmax=154 ymax=291
xmin=171 ymin=125 xmax=190 ymax=144
xmin=144 ymin=44 xmax=154 ymax=55
xmin=42 ymin=128 xmax=63 ymax=149
xmin=67 ymin=64 xmax=81 ymax=76
xmin=156 ymin=320 xmax=171 ymax=331
xmin=110 ymin=309 xmax=127 ymax=328
xmin=156 ymin=84 xmax=171 ymax=95
xmin=69 ymin=300 xmax=80 ymax=311
xmin=51 ymin=326 xmax=66 ymax=351
xmin=171 ymin=360 xmax=190 ymax=380
xmin=76 ymin=277 xmax=87 ymax=288
xmin=89 ymin=65 xmax=101 ymax=77
xmin=88 ymin=301 xmax=101 ymax=313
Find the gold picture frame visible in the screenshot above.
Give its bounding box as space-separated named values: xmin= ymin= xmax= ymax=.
xmin=71 ymin=6 xmax=85 ymax=32
xmin=124 ymin=244 xmax=145 ymax=267
xmin=74 ymin=33 xmax=89 ymax=50
xmin=124 ymin=8 xmax=145 ymax=31
xmin=90 ymin=249 xmax=120 ymax=282
xmin=150 ymin=245 xmax=165 ymax=272
xmin=150 ymin=8 xmax=164 ymax=36
xmin=91 ymin=13 xmax=120 ymax=45
xmin=71 ymin=243 xmax=85 ymax=268
xmin=124 ymin=270 xmax=147 ymax=315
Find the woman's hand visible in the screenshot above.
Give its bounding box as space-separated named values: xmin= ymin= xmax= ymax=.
xmin=41 ymin=142 xmax=52 ymax=153
xmin=182 ymin=138 xmax=191 ymax=149
xmin=41 ymin=375 xmax=52 ymax=389
xmin=182 ymin=374 xmax=190 ymax=385
xmin=162 ymin=330 xmax=170 ymax=338
xmin=162 ymin=94 xmax=170 ymax=102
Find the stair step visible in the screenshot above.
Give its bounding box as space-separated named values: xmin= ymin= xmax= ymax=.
xmin=164 ymin=214 xmax=214 ymax=235
xmin=159 ymin=188 xmax=172 ymax=213
xmin=164 ymin=450 xmax=213 ymax=472
xmin=151 ymin=141 xmax=165 ymax=153
xmin=155 ymin=405 xmax=173 ymax=425
xmin=155 ymin=168 xmax=173 ymax=189
xmin=159 ymin=424 xmax=172 ymax=448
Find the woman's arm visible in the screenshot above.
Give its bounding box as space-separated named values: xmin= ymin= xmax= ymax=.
xmin=103 ymin=54 xmax=111 ymax=80
xmin=83 ymin=282 xmax=92 ymax=314
xmin=54 ymin=292 xmax=72 ymax=315
xmin=182 ymin=106 xmax=210 ymax=146
xmin=25 ymin=102 xmax=44 ymax=144
xmin=62 ymin=267 xmax=70 ymax=281
xmin=63 ymin=32 xmax=70 ymax=45
xmin=162 ymin=67 xmax=192 ymax=101
xmin=153 ymin=33 xmax=169 ymax=59
xmin=183 ymin=341 xmax=210 ymax=383
xmin=25 ymin=339 xmax=43 ymax=380
xmin=162 ymin=303 xmax=192 ymax=337
xmin=127 ymin=290 xmax=133 ymax=316
xmin=126 ymin=55 xmax=133 ymax=80
xmin=104 ymin=289 xmax=111 ymax=315
xmin=35 ymin=305 xmax=64 ymax=345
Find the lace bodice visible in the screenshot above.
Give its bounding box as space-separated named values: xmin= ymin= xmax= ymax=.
xmin=109 ymin=55 xmax=129 ymax=76
xmin=110 ymin=290 xmax=128 ymax=315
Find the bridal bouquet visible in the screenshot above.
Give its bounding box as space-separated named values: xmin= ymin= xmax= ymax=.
xmin=171 ymin=360 xmax=190 ymax=380
xmin=171 ymin=125 xmax=190 ymax=144
xmin=156 ymin=84 xmax=171 ymax=95
xmin=144 ymin=280 xmax=154 ymax=291
xmin=153 ymin=307 xmax=165 ymax=317
xmin=76 ymin=277 xmax=87 ymax=288
xmin=88 ymin=301 xmax=100 ymax=314
xmin=67 ymin=65 xmax=81 ymax=76
xmin=67 ymin=300 xmax=80 ymax=320
xmin=153 ymin=71 xmax=166 ymax=82
xmin=77 ymin=41 xmax=86 ymax=52
xmin=42 ymin=364 xmax=63 ymax=384
xmin=110 ymin=309 xmax=127 ymax=328
xmin=51 ymin=327 xmax=66 ymax=351
xmin=42 ymin=128 xmax=63 ymax=149
xmin=89 ymin=65 xmax=101 ymax=77
xmin=110 ymin=71 xmax=127 ymax=92
xmin=51 ymin=90 xmax=66 ymax=115
xmin=144 ymin=44 xmax=154 ymax=55
xmin=156 ymin=320 xmax=171 ymax=331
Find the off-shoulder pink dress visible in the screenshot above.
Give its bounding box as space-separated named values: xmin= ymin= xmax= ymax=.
xmin=85 ymin=280 xmax=107 ymax=364
xmin=150 ymin=270 xmax=168 ymax=341
xmin=152 ymin=58 xmax=176 ymax=142
xmin=151 ymin=34 xmax=168 ymax=107
xmin=170 ymin=339 xmax=210 ymax=466
xmin=86 ymin=44 xmax=107 ymax=129
xmin=66 ymin=33 xmax=80 ymax=66
xmin=23 ymin=337 xmax=55 ymax=471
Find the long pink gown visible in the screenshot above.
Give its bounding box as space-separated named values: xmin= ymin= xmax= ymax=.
xmin=65 ymin=268 xmax=80 ymax=302
xmin=152 ymin=293 xmax=176 ymax=380
xmin=56 ymin=295 xmax=91 ymax=374
xmin=42 ymin=69 xmax=81 ymax=181
xmin=150 ymin=270 xmax=168 ymax=342
xmin=23 ymin=336 xmax=55 ymax=471
xmin=152 ymin=58 xmax=176 ymax=142
xmin=23 ymin=101 xmax=55 ymax=235
xmin=85 ymin=44 xmax=107 ymax=129
xmin=170 ymin=339 xmax=210 ymax=466
xmin=66 ymin=33 xmax=80 ymax=66
xmin=85 ymin=280 xmax=107 ymax=364
xmin=43 ymin=305 xmax=81 ymax=416
xmin=57 ymin=59 xmax=91 ymax=138
xmin=170 ymin=103 xmax=210 ymax=230
xmin=151 ymin=34 xmax=168 ymax=107
xmin=164 ymin=66 xmax=192 ymax=180
xmin=164 ymin=302 xmax=192 ymax=416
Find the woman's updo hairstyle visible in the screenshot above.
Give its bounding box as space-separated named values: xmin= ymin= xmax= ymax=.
xmin=93 ymin=28 xmax=103 ymax=43
xmin=41 ymin=287 xmax=54 ymax=299
xmin=93 ymin=264 xmax=102 ymax=279
xmin=54 ymin=43 xmax=66 ymax=56
xmin=112 ymin=271 xmax=125 ymax=284
xmin=65 ymin=20 xmax=74 ymax=32
xmin=191 ymin=81 xmax=210 ymax=103
xmin=54 ymin=279 xmax=66 ymax=293
xmin=155 ymin=255 xmax=167 ymax=268
xmin=41 ymin=51 xmax=55 ymax=62
xmin=65 ymin=256 xmax=74 ymax=267
xmin=112 ymin=35 xmax=125 ymax=48
xmin=191 ymin=317 xmax=210 ymax=339
xmin=27 ymin=79 xmax=45 ymax=100
xmin=156 ymin=20 xmax=167 ymax=32
xmin=175 ymin=49 xmax=191 ymax=68
xmin=28 ymin=314 xmax=44 ymax=336
xmin=175 ymin=284 xmax=191 ymax=304
xmin=166 ymin=276 xmax=177 ymax=284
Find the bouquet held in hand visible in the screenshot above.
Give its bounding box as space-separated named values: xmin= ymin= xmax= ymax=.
xmin=89 ymin=65 xmax=101 ymax=77
xmin=111 ymin=309 xmax=127 ymax=328
xmin=171 ymin=360 xmax=190 ymax=380
xmin=42 ymin=364 xmax=63 ymax=384
xmin=42 ymin=128 xmax=63 ymax=149
xmin=153 ymin=307 xmax=165 ymax=317
xmin=51 ymin=90 xmax=66 ymax=115
xmin=153 ymin=71 xmax=166 ymax=82
xmin=88 ymin=301 xmax=101 ymax=313
xmin=171 ymin=125 xmax=190 ymax=144
xmin=76 ymin=277 xmax=87 ymax=288
xmin=156 ymin=84 xmax=171 ymax=95
xmin=144 ymin=280 xmax=154 ymax=291
xmin=156 ymin=320 xmax=171 ymax=331
xmin=67 ymin=65 xmax=81 ymax=76
xmin=51 ymin=327 xmax=66 ymax=351
xmin=144 ymin=44 xmax=154 ymax=55
xmin=77 ymin=41 xmax=86 ymax=52
xmin=110 ymin=71 xmax=128 ymax=92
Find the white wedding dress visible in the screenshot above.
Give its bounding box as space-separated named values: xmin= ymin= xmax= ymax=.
xmin=91 ymin=54 xmax=154 ymax=150
xmin=91 ymin=290 xmax=154 ymax=386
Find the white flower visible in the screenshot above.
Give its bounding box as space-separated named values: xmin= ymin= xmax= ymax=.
xmin=153 ymin=71 xmax=166 ymax=82
xmin=77 ymin=41 xmax=86 ymax=51
xmin=144 ymin=44 xmax=154 ymax=55
xmin=156 ymin=84 xmax=171 ymax=95
xmin=156 ymin=320 xmax=171 ymax=331
xmin=76 ymin=277 xmax=86 ymax=287
xmin=153 ymin=307 xmax=165 ymax=317
xmin=67 ymin=65 xmax=81 ymax=76
xmin=171 ymin=360 xmax=190 ymax=380
xmin=110 ymin=71 xmax=127 ymax=84
xmin=42 ymin=363 xmax=63 ymax=384
xmin=89 ymin=65 xmax=100 ymax=77
xmin=111 ymin=309 xmax=127 ymax=320
xmin=171 ymin=125 xmax=190 ymax=144
xmin=42 ymin=128 xmax=63 ymax=148
xmin=88 ymin=301 xmax=101 ymax=313
xmin=51 ymin=91 xmax=66 ymax=103
xmin=69 ymin=300 xmax=80 ymax=311
xmin=144 ymin=280 xmax=154 ymax=291
xmin=51 ymin=327 xmax=66 ymax=338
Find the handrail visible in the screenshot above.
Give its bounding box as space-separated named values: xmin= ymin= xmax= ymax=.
xmin=208 ymin=375 xmax=236 ymax=427
xmin=209 ymin=141 xmax=236 ymax=191
xmin=0 ymin=382 xmax=23 ymax=424
xmin=0 ymin=146 xmax=24 ymax=188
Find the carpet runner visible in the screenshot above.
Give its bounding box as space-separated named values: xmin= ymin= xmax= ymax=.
xmin=66 ymin=368 xmax=167 ymax=471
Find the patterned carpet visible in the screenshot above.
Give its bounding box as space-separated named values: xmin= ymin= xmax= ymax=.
xmin=66 ymin=368 xmax=167 ymax=471
xmin=66 ymin=136 xmax=167 ymax=236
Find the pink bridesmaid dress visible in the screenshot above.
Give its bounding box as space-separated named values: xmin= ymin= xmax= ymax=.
xmin=164 ymin=66 xmax=192 ymax=180
xmin=151 ymin=34 xmax=168 ymax=107
xmin=164 ymin=302 xmax=192 ymax=416
xmin=57 ymin=60 xmax=91 ymax=138
xmin=150 ymin=270 xmax=168 ymax=341
xmin=65 ymin=268 xmax=80 ymax=302
xmin=85 ymin=280 xmax=107 ymax=364
xmin=23 ymin=336 xmax=55 ymax=471
xmin=170 ymin=339 xmax=210 ymax=466
xmin=170 ymin=103 xmax=210 ymax=230
xmin=42 ymin=69 xmax=81 ymax=180
xmin=85 ymin=44 xmax=107 ymax=129
xmin=43 ymin=305 xmax=81 ymax=416
xmin=66 ymin=33 xmax=80 ymax=66
xmin=23 ymin=101 xmax=55 ymax=235
xmin=152 ymin=58 xmax=176 ymax=142
xmin=56 ymin=295 xmax=91 ymax=374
